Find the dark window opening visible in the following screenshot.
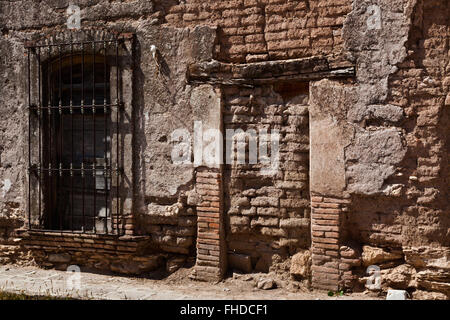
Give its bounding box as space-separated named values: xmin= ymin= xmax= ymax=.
xmin=43 ymin=55 xmax=111 ymax=232
xmin=27 ymin=39 xmax=123 ymax=235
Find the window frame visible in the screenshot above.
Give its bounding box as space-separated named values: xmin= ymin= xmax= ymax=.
xmin=26 ymin=34 xmax=131 ymax=236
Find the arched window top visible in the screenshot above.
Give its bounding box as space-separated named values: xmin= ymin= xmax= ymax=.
xmin=44 ymin=53 xmax=110 ymax=107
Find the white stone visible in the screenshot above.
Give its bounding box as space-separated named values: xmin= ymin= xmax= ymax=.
xmin=386 ymin=289 xmax=407 ymax=300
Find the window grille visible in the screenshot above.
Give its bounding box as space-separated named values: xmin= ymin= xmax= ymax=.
xmin=26 ymin=35 xmax=128 ymax=235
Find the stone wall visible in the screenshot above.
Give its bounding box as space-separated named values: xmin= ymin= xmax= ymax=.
xmin=223 ymin=83 xmax=311 ymax=273
xmin=344 ymin=0 xmax=450 ymax=299
xmin=308 ymin=0 xmax=449 ymax=298
xmin=0 ymin=0 xmax=448 ymax=298
xmin=17 ymin=231 xmax=170 ymax=275
xmin=159 ymin=0 xmax=351 ymax=63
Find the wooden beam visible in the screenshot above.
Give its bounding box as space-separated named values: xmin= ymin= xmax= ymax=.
xmin=188 ymin=56 xmax=355 ymax=85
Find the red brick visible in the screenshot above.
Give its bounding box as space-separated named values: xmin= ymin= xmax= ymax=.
xmin=312 ymin=237 xmax=338 ymax=244
xmin=325 ymin=250 xmax=339 ymax=257
xmin=197 ymin=207 xmax=220 ymax=213
xmin=317 ymin=202 xmax=340 ymax=209
xmin=313 ymin=219 xmax=339 ymax=226
xmin=197 ymin=238 xmax=220 ymax=245
xmin=197 ymin=177 xmax=220 ymax=185
xmin=198 ymin=216 xmax=220 ymax=223
xmin=312 ymin=208 xmax=341 ymax=214
xmin=325 ymin=232 xmax=339 ymax=238
xmin=312 ymin=213 xmax=339 ymax=220
xmin=198 ymin=232 xmax=220 ymax=240
xmin=198 ymin=254 xmax=220 ymax=262
xmin=312 ymin=265 xmax=339 ymax=274
xmin=313 ymin=242 xmax=339 ymax=250
xmin=208 ymin=222 xmax=220 ymax=229
xmin=197 ymin=243 xmax=220 ymax=251
xmin=312 ymin=225 xmax=339 ymax=232
xmin=323 ymin=197 xmax=351 ymax=204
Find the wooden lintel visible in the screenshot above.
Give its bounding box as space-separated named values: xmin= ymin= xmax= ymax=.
xmin=188 ymin=56 xmax=355 ymax=85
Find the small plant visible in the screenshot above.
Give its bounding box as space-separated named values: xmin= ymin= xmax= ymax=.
xmin=327 ymin=290 xmax=345 ymax=297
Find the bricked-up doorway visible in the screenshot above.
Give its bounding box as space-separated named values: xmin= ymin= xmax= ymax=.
xmin=188 ymin=56 xmax=355 ymax=281
xmin=223 ymin=81 xmax=312 ymax=274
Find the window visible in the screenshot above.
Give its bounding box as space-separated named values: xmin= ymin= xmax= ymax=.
xmin=27 ymin=37 xmax=124 ymax=234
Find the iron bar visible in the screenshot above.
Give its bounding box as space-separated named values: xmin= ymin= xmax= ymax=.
xmin=25 ymin=39 xmax=124 ymax=49
xmin=29 ymin=104 xmax=118 ymax=110
xmin=58 ymin=45 xmax=63 ymax=231
xmin=30 ymin=167 xmax=114 ymax=172
xmin=37 ymin=47 xmax=42 ymax=227
xmin=81 ymin=42 xmax=85 ymax=232
xmin=115 ymin=39 xmax=119 ymax=235
xmin=47 ymin=45 xmax=53 ymax=230
xmin=104 ymin=40 xmax=108 ymax=234
xmin=27 ymin=48 xmax=31 ymax=229
xmin=70 ymin=41 xmax=74 ymax=232
xmin=92 ymin=41 xmax=96 ymax=233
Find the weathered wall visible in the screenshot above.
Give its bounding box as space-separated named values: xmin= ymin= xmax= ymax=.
xmin=158 ymin=0 xmax=351 ymax=63
xmin=132 ymin=25 xmax=219 ymax=256
xmin=0 ymin=1 xmax=223 ymax=262
xmin=343 ymin=0 xmax=449 ymax=298
xmin=0 ymin=0 xmax=351 ymax=268
xmin=0 ymin=31 xmax=29 ymax=264
xmin=223 ymin=83 xmax=311 ymax=273
xmin=309 ymin=0 xmax=449 ymax=298
xmin=0 ymin=0 xmax=448 ymax=297
xmin=349 ymin=0 xmax=449 ymax=299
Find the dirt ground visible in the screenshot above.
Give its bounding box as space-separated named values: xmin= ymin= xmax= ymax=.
xmin=0 ymin=264 xmax=381 ymax=300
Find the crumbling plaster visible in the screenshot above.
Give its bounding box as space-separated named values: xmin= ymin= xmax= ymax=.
xmin=134 ymin=24 xmax=219 ymax=203
xmin=310 ymin=0 xmax=417 ymax=197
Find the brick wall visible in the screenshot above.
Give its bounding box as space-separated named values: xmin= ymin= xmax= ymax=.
xmin=310 ymin=195 xmax=349 ymax=291
xmin=0 ymin=0 xmax=351 ymax=281
xmin=191 ymin=167 xmax=226 ymax=281
xmin=0 ymin=218 xmax=25 ymax=265
xmin=336 ymin=0 xmax=450 ymax=296
xmin=223 ymin=83 xmax=311 ymax=272
xmin=137 ymin=203 xmax=198 ymax=255
xmin=161 ymin=0 xmax=351 ymax=63
xmin=16 ymin=231 xmax=165 ymax=275
xmin=344 ymin=0 xmax=450 ymax=248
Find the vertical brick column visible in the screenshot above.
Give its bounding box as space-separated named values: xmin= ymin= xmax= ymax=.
xmin=310 ymin=195 xmax=350 ymax=291
xmin=191 ymin=167 xmax=226 ymax=281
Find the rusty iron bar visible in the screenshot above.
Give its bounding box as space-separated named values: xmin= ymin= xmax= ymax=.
xmin=92 ymin=41 xmax=97 ymax=233
xmin=27 ymin=48 xmax=31 ymax=230
xmin=104 ymin=40 xmax=109 ymax=235
xmin=37 ymin=47 xmax=42 ymax=227
xmin=81 ymin=42 xmax=85 ymax=232
xmin=70 ymin=40 xmax=74 ymax=232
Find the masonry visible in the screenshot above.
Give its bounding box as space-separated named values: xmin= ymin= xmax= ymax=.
xmin=0 ymin=0 xmax=448 ymax=299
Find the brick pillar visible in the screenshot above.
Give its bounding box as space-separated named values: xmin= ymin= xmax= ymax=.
xmin=310 ymin=195 xmax=350 ymax=291
xmin=191 ymin=167 xmax=226 ymax=281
